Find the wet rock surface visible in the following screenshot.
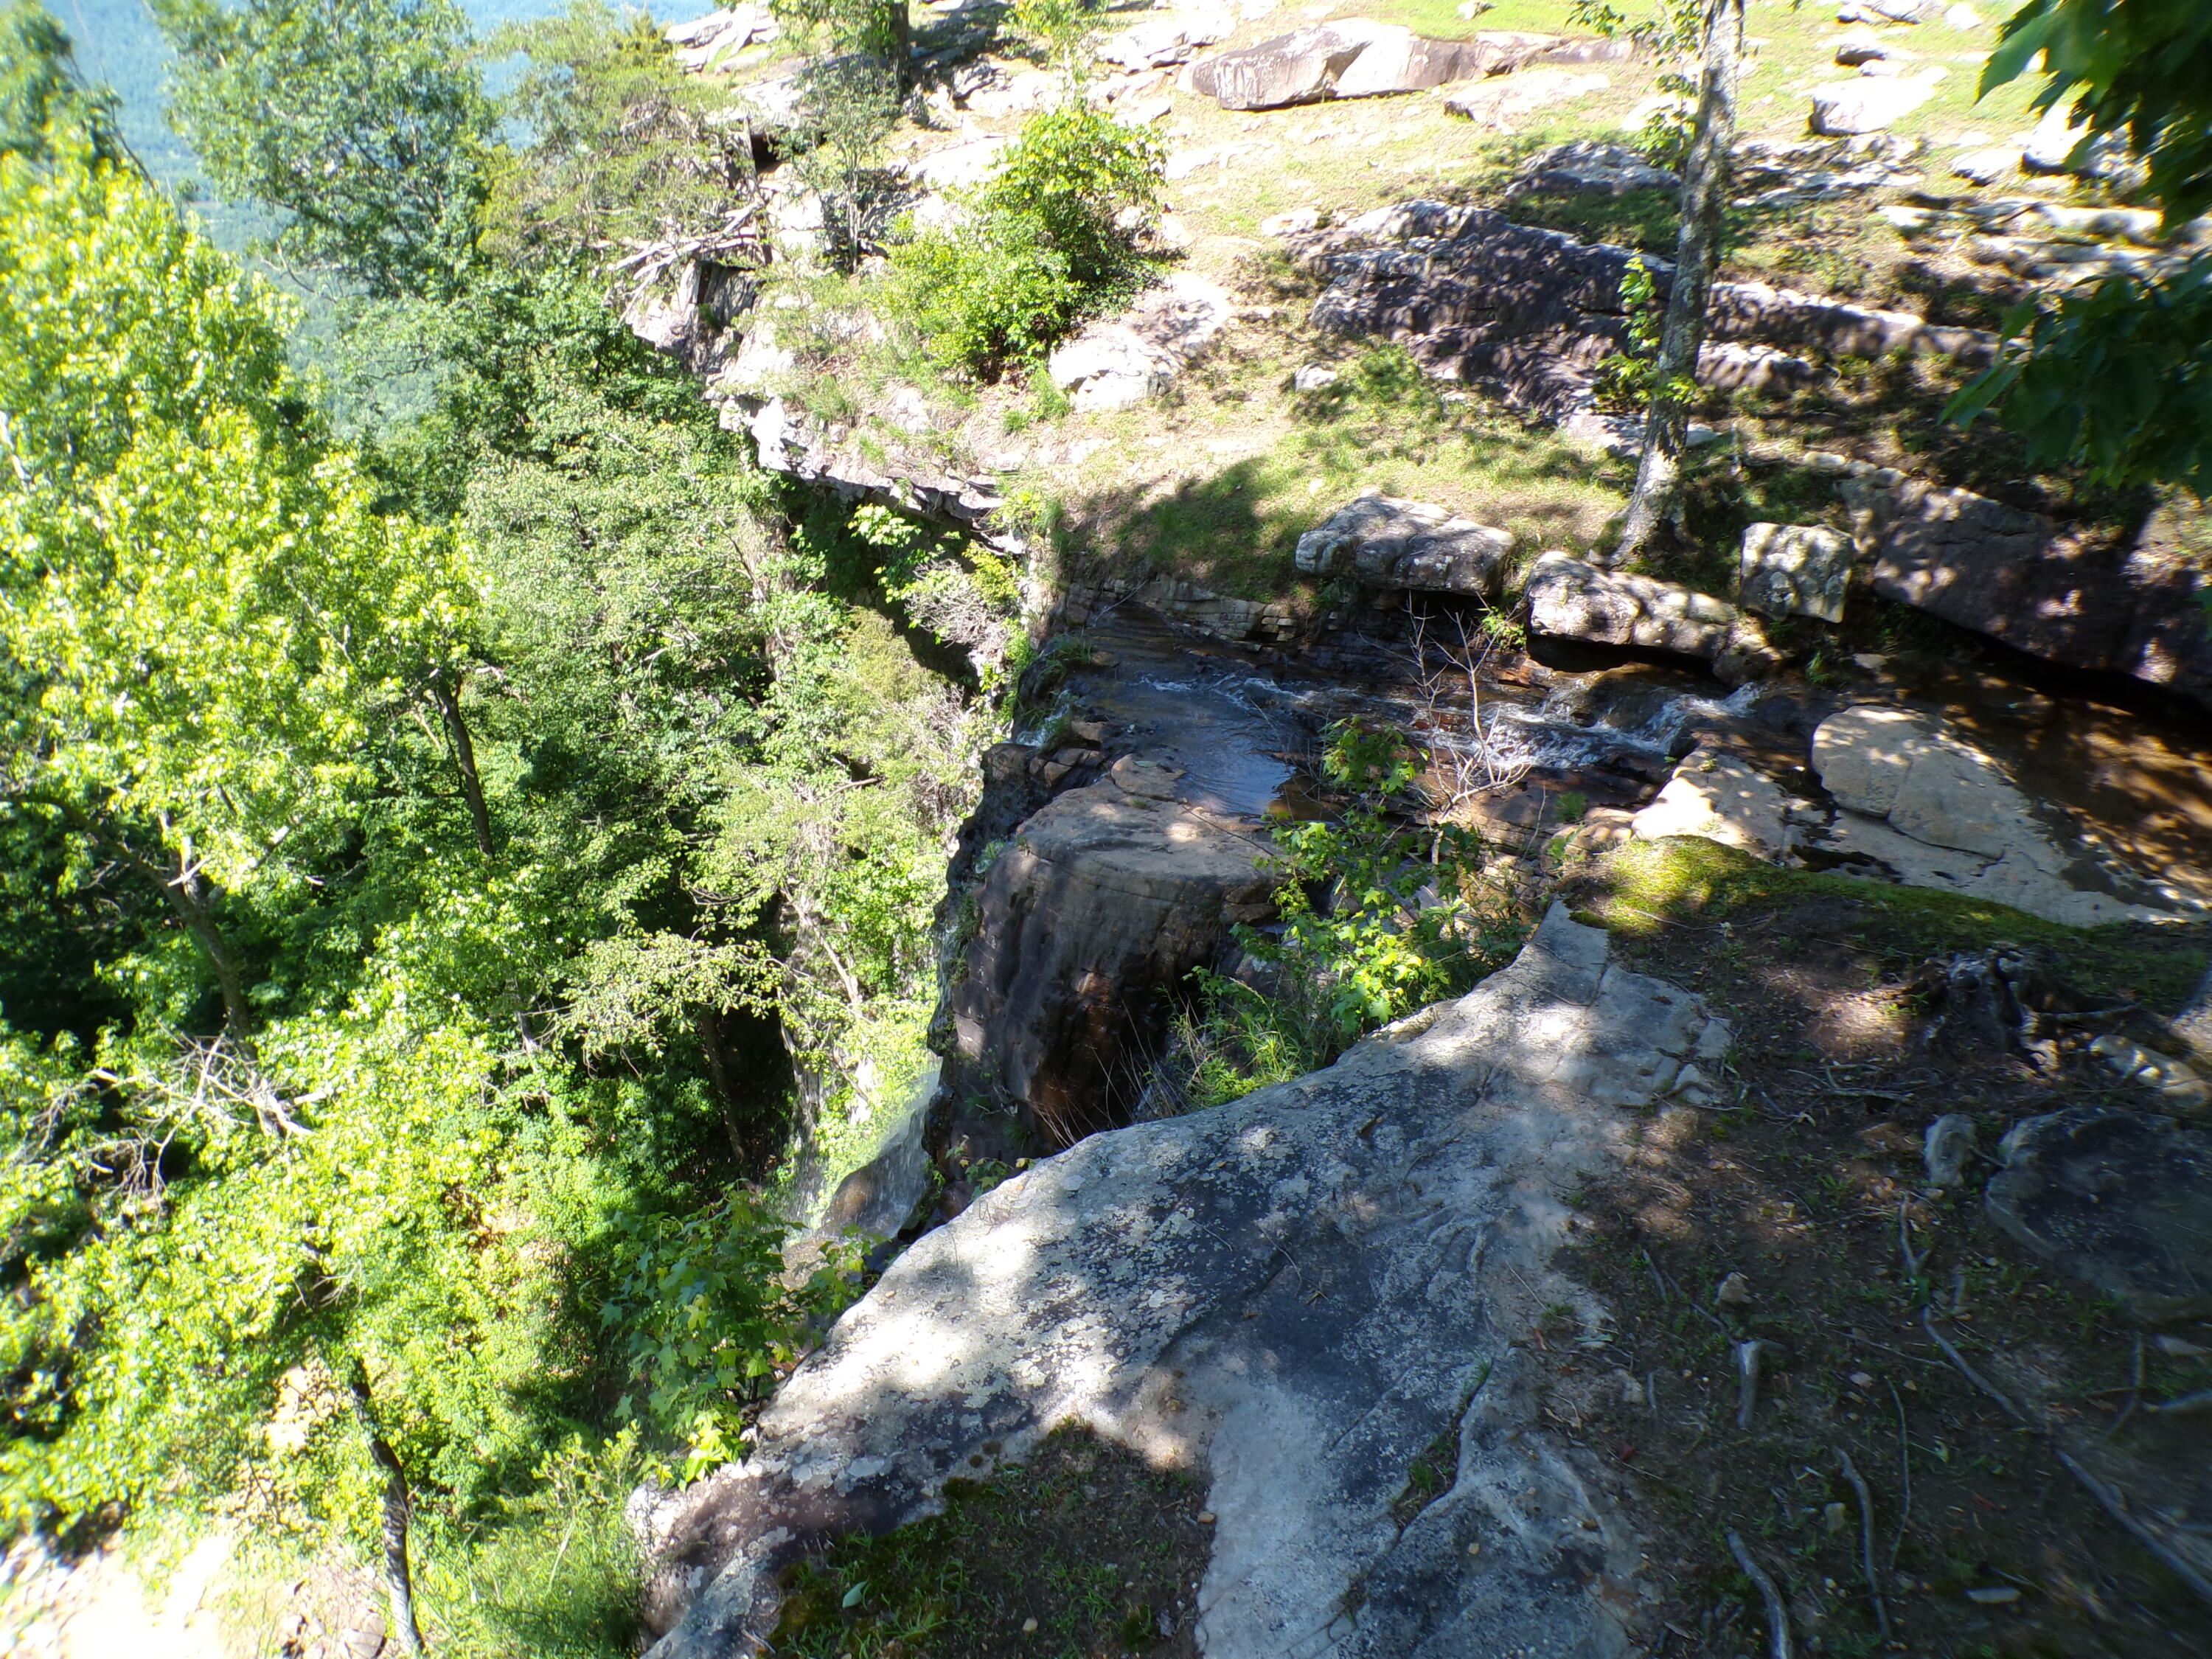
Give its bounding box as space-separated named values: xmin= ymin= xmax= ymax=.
xmin=1986 ymin=1109 xmax=2212 ymax=1324
xmin=1805 ymin=706 xmax=2174 ymax=927
xmin=643 ymin=908 xmax=1724 ymax=1659
xmin=945 ymin=762 xmax=1276 ymax=1146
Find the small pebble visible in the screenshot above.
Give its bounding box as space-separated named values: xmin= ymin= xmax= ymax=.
xmin=1022 ymin=1615 xmax=1040 ymax=1632
xmin=1849 ymin=1371 xmax=1875 ymax=1388
xmin=1467 ymin=1541 xmax=1483 ymax=1557
xmin=1966 ymin=1586 xmax=2021 ymax=1604
xmin=1197 ymin=1511 xmax=1216 ymax=1524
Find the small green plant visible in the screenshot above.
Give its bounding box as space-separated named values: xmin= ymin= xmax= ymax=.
xmin=1593 ymin=256 xmax=1667 ymax=411
xmin=600 ymin=1192 xmax=865 ymax=1471
xmin=1555 ymin=790 xmax=1589 ymax=824
xmin=888 ymin=102 xmax=1164 ymax=376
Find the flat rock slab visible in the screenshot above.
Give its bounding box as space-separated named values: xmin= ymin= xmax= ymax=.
xmin=1632 ymin=748 xmax=1794 ymax=858
xmin=1048 ymin=274 xmax=1234 ymax=410
xmin=1987 ymin=1108 xmax=2212 ymax=1324
xmin=642 ymin=908 xmax=1728 ymax=1658
xmin=1806 ymin=706 xmax=2170 ymax=926
xmin=1809 ymin=74 xmax=1940 ymax=135
xmin=1525 ymin=552 xmax=1782 ymax=684
xmin=1293 ymin=493 xmax=1514 ymax=594
xmin=1512 ymin=139 xmax=1678 ymax=195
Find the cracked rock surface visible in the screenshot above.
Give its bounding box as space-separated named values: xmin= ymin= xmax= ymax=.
xmin=642 ymin=907 xmax=1729 ymax=1658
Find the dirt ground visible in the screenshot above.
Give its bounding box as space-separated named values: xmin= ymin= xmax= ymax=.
xmin=1541 ymin=852 xmax=2212 ymax=1659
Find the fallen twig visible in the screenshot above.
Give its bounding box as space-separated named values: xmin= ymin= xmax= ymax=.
xmin=1885 ymin=1380 xmax=1913 ymax=1573
xmin=1728 ymin=1530 xmax=1794 ymax=1659
xmin=1837 ymin=1448 xmax=1891 ymax=1641
xmin=2104 ymin=1334 xmax=2146 ymax=1440
xmin=1921 ymin=1312 xmax=2212 ymax=1610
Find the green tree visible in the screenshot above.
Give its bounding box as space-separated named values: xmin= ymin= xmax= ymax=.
xmin=0 ymin=1 xmax=125 ymax=165
xmin=150 ymin=0 xmax=493 ymax=297
xmin=0 ymin=145 xmax=475 ymax=1039
xmin=1946 ymin=0 xmax=2212 ymax=493
xmin=771 ymin=0 xmax=914 ymax=91
xmin=482 ymin=2 xmax=759 ymax=272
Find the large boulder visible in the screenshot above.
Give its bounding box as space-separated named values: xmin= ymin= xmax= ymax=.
xmin=1511 ymin=139 xmax=1679 ymax=196
xmin=1987 ymin=1109 xmax=2212 ymax=1324
xmin=1844 ymin=477 xmax=2212 ymax=712
xmin=1808 ymin=72 xmax=1940 ymax=135
xmin=1294 ymin=205 xmax=1991 ymax=432
xmin=1186 ymin=21 xmax=1393 ymax=108
xmin=642 ymin=907 xmax=1728 ymax=1658
xmin=1293 ymin=493 xmax=1515 ymax=594
xmin=1048 ymin=274 xmax=1234 ymax=411
xmin=1525 ymin=552 xmax=1784 ymax=684
xmin=1737 ymin=521 xmax=1857 ymax=623
xmin=1806 ymin=706 xmax=2172 ymax=926
xmin=1186 ymin=24 xmax=1618 ymax=109
xmin=944 ymin=758 xmax=1275 ymax=1144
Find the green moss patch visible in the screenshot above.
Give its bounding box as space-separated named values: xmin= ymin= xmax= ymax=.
xmin=1570 ymin=836 xmax=2211 ymax=1015
xmin=770 ymin=1423 xmax=1211 ymax=1659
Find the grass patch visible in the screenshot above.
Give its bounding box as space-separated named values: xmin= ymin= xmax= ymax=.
xmin=1571 ymin=836 xmax=2211 ymax=1013
xmin=769 ymin=1422 xmax=1209 ymax=1659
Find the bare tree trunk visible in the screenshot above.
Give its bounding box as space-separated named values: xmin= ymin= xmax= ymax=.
xmin=693 ymin=1005 xmax=751 ymax=1163
xmin=883 ymin=0 xmax=913 ymax=93
xmin=429 ymin=672 xmax=494 ymax=860
xmin=1610 ymin=0 xmax=1743 ymax=566
xmin=347 ymin=1365 xmax=428 ymax=1657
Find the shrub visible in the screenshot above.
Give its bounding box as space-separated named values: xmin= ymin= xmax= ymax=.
xmin=891 ymin=209 xmax=1084 ymax=375
xmin=889 ymin=102 xmax=1164 ymax=375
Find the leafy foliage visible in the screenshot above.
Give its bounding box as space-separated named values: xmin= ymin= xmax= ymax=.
xmin=0 ymin=1 xmax=123 ymax=166
xmin=1945 ymin=0 xmax=2212 ymax=492
xmin=482 ymin=2 xmax=758 ymax=271
xmin=150 ymin=0 xmax=492 ymax=297
xmin=889 ymin=102 xmax=1164 ymax=375
xmin=1176 ymin=724 xmax=1526 ymax=1107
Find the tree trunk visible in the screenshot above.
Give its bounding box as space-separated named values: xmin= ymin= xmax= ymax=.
xmin=429 ymin=672 xmax=495 ymax=860
xmin=693 ymin=1005 xmax=751 ymax=1163
xmin=163 ymin=856 xmax=257 ymax=1046
xmin=347 ymin=1366 xmax=429 ymax=1657
xmin=883 ymin=1 xmax=913 ymax=93
xmin=1610 ymin=0 xmax=1742 ymax=567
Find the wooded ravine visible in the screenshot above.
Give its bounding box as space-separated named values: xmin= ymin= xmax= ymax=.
xmin=4 ymin=3 xmax=2211 ymax=1658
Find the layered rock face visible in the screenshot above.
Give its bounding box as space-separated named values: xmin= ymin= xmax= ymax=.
xmin=945 ymin=760 xmax=1275 ymax=1144
xmin=1186 ymin=24 xmax=1626 ymax=110
xmin=1846 ymin=477 xmax=2212 ymax=712
xmin=642 ymin=908 xmax=1727 ymax=1659
xmin=1293 ymin=205 xmax=1989 ymax=434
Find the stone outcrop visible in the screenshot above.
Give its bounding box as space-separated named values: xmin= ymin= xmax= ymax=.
xmin=944 ymin=757 xmax=1276 ymax=1144
xmin=1987 ymin=1109 xmax=2212 ymax=1324
xmin=1843 ymin=477 xmax=2212 ymax=713
xmin=1631 ymin=747 xmax=1795 ymax=858
xmin=1293 ymin=493 xmax=1515 ymax=594
xmin=1526 ymin=552 xmax=1784 ymax=684
xmin=1805 ymin=706 xmax=2172 ymax=926
xmin=1808 ymin=72 xmax=1939 ymax=135
xmin=1737 ymin=521 xmax=1857 ymax=623
xmin=1187 ymin=23 xmax=1624 ymax=109
xmin=1047 ymin=274 xmax=1235 ymax=411
xmin=642 ymin=908 xmax=1726 ymax=1659
xmin=1510 ymin=139 xmax=1678 ymax=196
xmin=1290 ymin=204 xmax=1992 ymax=435
xmin=1439 ymin=66 xmax=1609 ymax=127
xmin=664 ymin=4 xmax=777 ymax=71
